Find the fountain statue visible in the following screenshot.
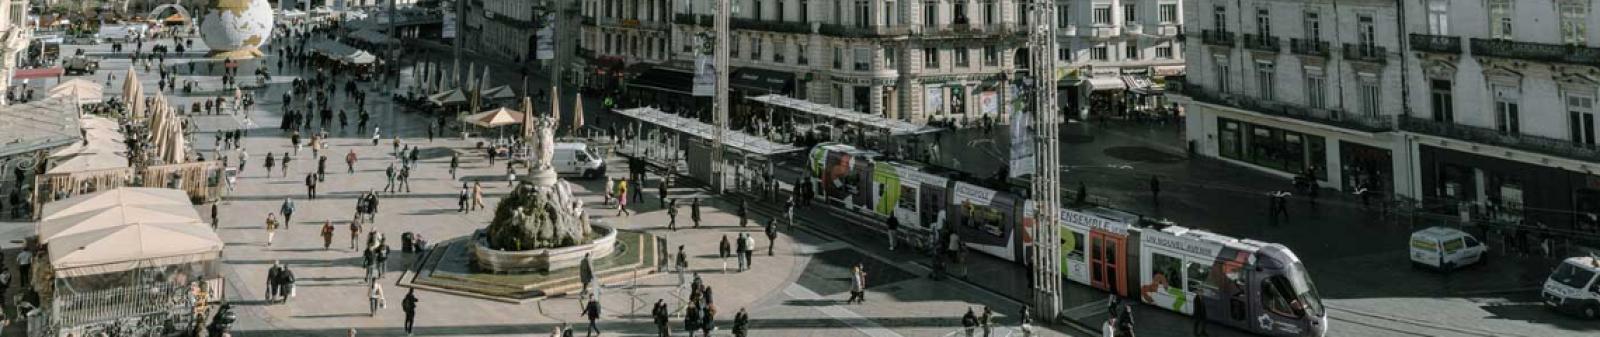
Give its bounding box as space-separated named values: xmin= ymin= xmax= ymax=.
xmin=484 ymin=104 xmax=588 ymax=251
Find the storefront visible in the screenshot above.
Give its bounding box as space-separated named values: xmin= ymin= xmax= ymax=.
xmin=623 ymin=67 xmax=703 ymax=118
xmin=1418 ymin=145 xmax=1598 ymax=232
xmin=1340 ymin=141 xmax=1393 ymax=194
xmin=1216 ymin=117 xmax=1328 ymax=179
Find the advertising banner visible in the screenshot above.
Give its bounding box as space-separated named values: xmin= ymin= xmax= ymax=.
xmin=924 ymin=87 xmax=943 ymax=115
xmin=980 ymin=91 xmax=998 ymax=116
xmin=693 ymin=54 xmax=715 ymax=96
xmin=442 ymin=11 xmax=458 ymax=38
xmin=536 ymin=13 xmax=555 ymax=60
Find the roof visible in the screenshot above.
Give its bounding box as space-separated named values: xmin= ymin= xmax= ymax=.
xmin=1564 ymin=256 xmax=1600 ymax=271
xmin=39 ymin=188 xmax=221 ymax=277
xmin=1412 ymin=226 xmax=1470 ymax=240
xmin=613 ymin=107 xmax=804 ymax=156
xmin=0 ymin=97 xmax=82 ymax=158
xmin=746 ymin=95 xmax=942 ymax=136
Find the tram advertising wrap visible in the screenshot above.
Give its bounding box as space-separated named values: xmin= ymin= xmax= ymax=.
xmin=871 ymin=162 xmax=950 ymax=230
xmin=1138 ymin=228 xmax=1328 ymax=337
xmin=809 ymin=144 xmax=879 ymax=213
xmin=952 ymin=182 xmax=1022 ymax=262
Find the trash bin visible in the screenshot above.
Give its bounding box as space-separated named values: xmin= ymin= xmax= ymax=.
xmin=401 ymin=232 xmax=415 ymax=253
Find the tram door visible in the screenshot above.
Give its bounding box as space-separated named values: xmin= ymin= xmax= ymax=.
xmin=1089 ymin=231 xmax=1128 ymax=296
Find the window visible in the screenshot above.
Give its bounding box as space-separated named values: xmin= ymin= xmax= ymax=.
xmin=750 ymin=37 xmax=762 ymax=60
xmin=1489 ymin=0 xmax=1512 ymax=39
xmin=779 ymin=0 xmax=786 ymax=21
xmin=1357 ymin=15 xmax=1376 ymax=54
xmin=798 ymin=44 xmax=809 ymax=64
xmin=1186 ymin=261 xmax=1213 ymax=293
xmin=1569 ymin=94 xmax=1597 ymax=146
xmin=924 ymin=1 xmax=938 ymax=27
xmin=1261 ymin=276 xmax=1303 ymax=318
xmin=1150 ymin=253 xmax=1184 ymax=293
xmin=885 ymin=47 xmax=897 ymax=69
xmin=775 ymin=42 xmax=787 ymax=62
xmin=1255 ymin=8 xmax=1270 ymax=37
xmin=886 ymin=0 xmax=897 ymax=25
xmin=1563 ymin=0 xmax=1588 ymax=45
xmin=1160 ymin=4 xmax=1177 ymax=23
xmin=1303 ymin=11 xmax=1320 ymax=40
xmin=856 ymin=0 xmax=870 ymax=27
xmin=1494 ymin=85 xmax=1520 ymax=135
xmin=954 ymin=48 xmax=970 ymax=67
xmin=801 ymin=0 xmax=809 ymax=22
xmin=833 ymin=46 xmax=843 ymax=69
xmin=953 ymin=1 xmax=968 ymax=24
xmin=987 ymin=1 xmax=998 ymax=26
xmin=854 ymin=47 xmax=871 ymax=70
xmin=1213 ymin=6 xmax=1227 ymax=32
xmin=1056 ymin=4 xmax=1069 ymax=28
xmin=754 ymin=0 xmax=763 ymax=19
xmin=983 ymin=45 xmax=998 ymax=66
xmin=1213 ymin=59 xmax=1229 ymax=92
xmin=731 ymin=35 xmax=741 ymax=58
xmin=1018 ymin=2 xmax=1029 ymax=26
xmin=1426 ymin=0 xmax=1448 ymax=35
xmin=1219 ymin=118 xmax=1242 ymax=159
xmin=1299 ymin=73 xmax=1324 ymax=107
xmin=1057 ymin=47 xmax=1071 ymax=61
xmin=1094 ymin=6 xmax=1112 ymax=25
xmin=835 ymin=0 xmax=844 ymax=24
xmin=1091 ymin=45 xmax=1108 ymax=61
xmin=1125 ymin=43 xmax=1140 ymax=60
xmin=1255 ymin=62 xmax=1274 ymax=100
xmin=1123 ymin=4 xmax=1136 ymax=23
xmin=1156 ymin=44 xmax=1173 ymax=59
xmin=1430 ymin=79 xmax=1454 ymax=123
xmin=1359 ymin=80 xmax=1380 ymax=117
xmin=924 ymin=48 xmax=940 ymax=68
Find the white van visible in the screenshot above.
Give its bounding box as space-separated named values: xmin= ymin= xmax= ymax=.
xmin=1542 ymin=256 xmax=1600 ymax=319
xmin=552 ymin=142 xmax=605 ymax=179
xmin=1409 ymin=227 xmax=1488 ymax=271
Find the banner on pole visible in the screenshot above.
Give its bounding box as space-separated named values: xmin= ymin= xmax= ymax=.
xmin=442 ymin=11 xmax=458 ymax=38
xmin=1009 ymin=85 xmax=1036 ymax=177
xmin=536 ymin=13 xmax=555 ymax=60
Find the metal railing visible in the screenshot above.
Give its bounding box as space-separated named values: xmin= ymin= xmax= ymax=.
xmin=1168 ymin=79 xmax=1394 ymax=132
xmin=52 ymin=284 xmax=193 ymax=328
xmin=1243 ymin=34 xmax=1280 ymax=52
xmin=1342 ymin=43 xmax=1388 ymax=63
xmin=1399 ymin=117 xmax=1600 ymax=162
xmin=1289 ymin=38 xmax=1330 ymax=56
xmin=1471 ymin=37 xmax=1600 ymax=67
xmin=1409 ymin=33 xmax=1462 ymax=54
xmin=1200 ymin=29 xmax=1235 ymax=47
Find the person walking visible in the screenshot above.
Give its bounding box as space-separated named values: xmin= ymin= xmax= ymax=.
xmin=266 ymin=262 xmax=282 ymax=302
xmin=211 ymin=203 xmax=220 ymax=230
xmin=279 ymin=265 xmax=297 ymax=303
xmin=652 ymin=299 xmax=670 ymax=337
xmin=264 ymin=152 xmax=276 ymax=177
xmin=280 ymin=198 xmax=296 ymax=228
xmin=961 ymin=308 xmax=979 ymax=337
xmin=375 ymin=241 xmax=390 ymax=278
xmin=346 ymin=149 xmax=358 ymax=174
xmin=398 ymin=165 xmax=412 ymax=193
xmin=1019 ymin=306 xmax=1034 ymax=336
xmin=318 ymin=155 xmax=328 ymax=181
xmin=765 ymin=218 xmax=779 ymax=256
xmin=699 ymin=302 xmax=715 ymax=337
xmin=281 ymin=152 xmax=292 ymax=177
xmin=449 ymin=153 xmax=460 ymax=180
xmin=666 ymin=200 xmax=679 ymax=231
xmin=684 ymin=302 xmax=702 ymax=337
xmin=384 ymin=163 xmax=397 ymax=193
xmin=886 ymin=213 xmax=899 ymax=251
xmin=738 ymin=200 xmax=748 ymax=227
xmin=615 ymin=179 xmax=631 ymax=216
xmin=675 ymin=245 xmax=690 ymax=287
xmin=305 ymin=173 xmax=318 ymax=199
xmin=785 ymin=196 xmax=796 ymax=230
xmin=846 ymin=264 xmax=867 ymax=304
xmin=732 ymin=307 xmax=749 ymax=337
xmin=408 ymin=147 xmax=419 ymax=167
xmin=1193 ymin=299 xmax=1209 ymax=336
xmin=368 ymin=282 xmax=385 ymax=317
xmin=658 ymin=178 xmax=669 ymax=207
xmin=363 ymin=246 xmax=378 ymax=282
xmin=506 ymin=162 xmax=517 ymax=186
xmin=1150 ymin=175 xmax=1162 ymax=206
xmin=320 ymin=221 xmax=335 ymax=250
xmin=580 ymin=297 xmax=602 ymax=337
xmin=980 ymin=306 xmax=994 ymax=337
xmin=350 ymin=218 xmax=363 ymax=250
xmin=719 ymin=235 xmax=732 ymax=272
xmin=691 ymin=199 xmax=702 ymax=228
xmin=458 ymin=183 xmax=470 ymax=212
xmin=471 ymin=182 xmax=486 ymax=210
xmin=264 ymin=212 xmax=279 ymax=247
xmin=402 ymin=289 xmax=420 ymax=336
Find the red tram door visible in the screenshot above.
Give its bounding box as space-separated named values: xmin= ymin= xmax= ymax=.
xmin=1088 ymin=231 xmax=1128 ymax=296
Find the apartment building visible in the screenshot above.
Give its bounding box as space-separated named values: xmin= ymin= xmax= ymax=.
xmin=463 ymin=0 xmax=547 ymax=63
xmin=1402 ymin=0 xmax=1600 ymax=233
xmin=1055 ymin=0 xmax=1185 ymax=119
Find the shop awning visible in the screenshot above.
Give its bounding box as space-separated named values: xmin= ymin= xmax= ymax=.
xmin=1086 ymin=77 xmax=1126 ymax=91
xmin=627 ymin=68 xmax=694 ymax=95
xmin=1123 ymin=75 xmax=1159 ymax=94
xmin=730 ymin=67 xmax=795 ymax=94
xmin=13 ymin=67 xmax=64 ymax=80
xmin=745 ymin=95 xmax=943 ymax=136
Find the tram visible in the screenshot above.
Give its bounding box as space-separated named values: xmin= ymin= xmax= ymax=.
xmin=807 ymin=142 xmax=1329 ymax=337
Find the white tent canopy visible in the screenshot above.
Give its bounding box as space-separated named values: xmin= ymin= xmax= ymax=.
xmin=46 ymin=152 xmax=128 ymax=174
xmin=479 ymin=85 xmax=517 ymax=100
xmin=39 ymin=188 xmax=221 ymax=277
xmin=429 ymin=89 xmax=468 ymax=105
xmin=48 ymin=79 xmax=105 ymax=103
xmin=460 ymin=107 xmax=525 ymax=127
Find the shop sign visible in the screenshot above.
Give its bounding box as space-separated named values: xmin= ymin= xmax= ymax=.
xmin=1121 ymin=68 xmax=1149 ymax=75
xmin=1153 ymin=66 xmax=1186 ymax=77
xmin=622 ymin=19 xmax=641 ymax=27
xmin=1090 ymin=67 xmax=1120 ymax=77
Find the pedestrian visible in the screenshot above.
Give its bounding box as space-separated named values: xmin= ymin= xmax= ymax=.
xmin=506 ymin=162 xmax=517 ymax=186
xmin=719 ymin=234 xmax=732 ymax=272
xmin=667 ymin=200 xmax=679 ymax=231
xmin=458 ymin=183 xmax=470 ymax=212
xmin=1150 ymin=175 xmax=1161 ymax=206
xmin=732 ymin=307 xmax=749 ymax=337
xmin=604 ymin=178 xmax=615 ymax=205
xmin=375 ymin=241 xmax=390 ymax=278
xmin=847 ymin=264 xmax=867 ymax=304
xmin=384 ymin=163 xmax=397 ymax=193
xmin=350 ymin=218 xmax=363 ymax=250
xmin=279 ymin=265 xmax=297 ymax=303
xmin=658 ymin=178 xmax=669 ymax=207
xmin=961 ymin=308 xmax=979 ymax=337
xmin=266 ymin=261 xmax=282 ymax=302
xmin=886 ymin=212 xmax=899 ymax=251
xmin=653 ymin=299 xmax=671 ymax=337
xmin=580 ymin=297 xmax=602 ymax=337
xmin=280 ymin=198 xmax=296 ymax=228
xmin=211 ymin=203 xmax=220 ymax=230
xmin=785 ymin=196 xmax=796 ymax=230
xmin=409 ymin=148 xmax=419 ymax=167
xmin=317 ymin=155 xmax=328 ymax=181
xmin=1019 ymin=305 xmax=1034 ymax=336
xmin=321 ymin=221 xmax=335 ymax=250
xmin=675 ymin=245 xmax=690 ymax=287
xmin=399 ymin=165 xmax=412 ymax=192
xmin=372 ymin=128 xmax=381 ymax=146
xmin=684 ymin=302 xmax=702 ymax=337
xmin=265 ymin=212 xmax=279 ymax=246
xmin=471 ymin=182 xmax=486 ymax=210
xmin=691 ymin=199 xmax=702 ymax=228
xmin=1193 ymin=299 xmax=1209 ymax=335
xmin=281 ymin=152 xmax=292 ymax=177
xmin=449 ymin=153 xmax=459 ymax=180
xmin=1115 ymin=304 xmax=1136 ymax=336
xmin=765 ymin=218 xmax=779 ymax=256
xmin=738 ymin=199 xmax=748 ymax=227
xmin=699 ymin=302 xmax=715 ymax=337
xmin=615 ymin=179 xmax=631 ymax=216
xmin=264 ymin=152 xmax=275 ymax=176
xmin=402 ymin=289 xmax=421 ymax=336
xmin=368 ymin=282 xmax=385 ymax=317
xmin=346 ymin=150 xmax=358 ymax=174
xmin=364 ymin=246 xmax=377 ymax=282
xmin=980 ymin=306 xmax=994 ymax=337
xmin=305 ymin=173 xmax=318 ymax=199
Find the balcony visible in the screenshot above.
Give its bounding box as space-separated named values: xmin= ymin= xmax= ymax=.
xmin=1289 ymin=38 xmax=1329 ymax=57
xmin=1471 ymin=38 xmax=1600 ymax=67
xmin=1400 ymin=117 xmax=1600 ymax=163
xmin=911 ymin=24 xmax=1013 ymax=37
xmin=1409 ymin=33 xmax=1461 ymax=54
xmin=1167 ymin=78 xmax=1394 ymax=132
xmin=1242 ymin=34 xmax=1280 ymax=52
xmin=1200 ymin=29 xmax=1235 ymax=47
xmin=1342 ymin=43 xmax=1387 ymax=63
xmin=1122 ymin=23 xmax=1143 ymax=35
xmin=672 ymin=14 xmax=812 ymax=34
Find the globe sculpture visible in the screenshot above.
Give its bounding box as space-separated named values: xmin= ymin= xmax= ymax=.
xmin=199 ymin=0 xmax=274 ymax=59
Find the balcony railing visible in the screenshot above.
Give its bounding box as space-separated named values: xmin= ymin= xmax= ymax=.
xmin=1342 ymin=43 xmax=1387 ymax=63
xmin=1168 ymin=78 xmax=1393 ymax=132
xmin=1200 ymin=29 xmax=1235 ymax=47
xmin=673 ymin=14 xmax=813 ymax=34
xmin=1243 ymin=34 xmax=1280 ymax=52
xmin=913 ymin=23 xmax=1014 ymax=37
xmin=1409 ymin=33 xmax=1462 ymax=54
xmin=1400 ymin=117 xmax=1600 ymax=163
xmin=823 ymin=24 xmax=915 ymax=37
xmin=1289 ymin=38 xmax=1329 ymax=56
xmin=1471 ymin=38 xmax=1600 ymax=67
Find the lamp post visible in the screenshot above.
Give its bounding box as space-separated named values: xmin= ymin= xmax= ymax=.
xmin=1027 ymin=0 xmax=1063 ymax=323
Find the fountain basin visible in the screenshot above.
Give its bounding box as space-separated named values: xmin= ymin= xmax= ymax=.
xmin=470 ymin=224 xmax=616 ymax=273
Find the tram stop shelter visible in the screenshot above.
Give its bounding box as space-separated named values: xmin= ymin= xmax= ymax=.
xmin=745 ymin=94 xmax=941 ymax=143
xmin=612 ymin=107 xmax=804 ymax=193
xmin=30 ymin=187 xmax=223 ymax=337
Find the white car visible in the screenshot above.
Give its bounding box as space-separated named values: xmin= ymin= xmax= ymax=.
xmin=1409 ymin=227 xmax=1488 ymax=271
xmin=1543 ymin=256 xmax=1600 ymax=319
xmin=552 ymin=142 xmax=605 ymax=179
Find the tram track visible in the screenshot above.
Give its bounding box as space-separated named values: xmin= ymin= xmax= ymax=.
xmin=1325 ymin=305 xmax=1534 ymax=337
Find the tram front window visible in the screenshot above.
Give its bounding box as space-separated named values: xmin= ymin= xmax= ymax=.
xmin=1288 ymin=262 xmax=1325 ymax=317
xmin=1261 ymin=276 xmax=1300 ymax=319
